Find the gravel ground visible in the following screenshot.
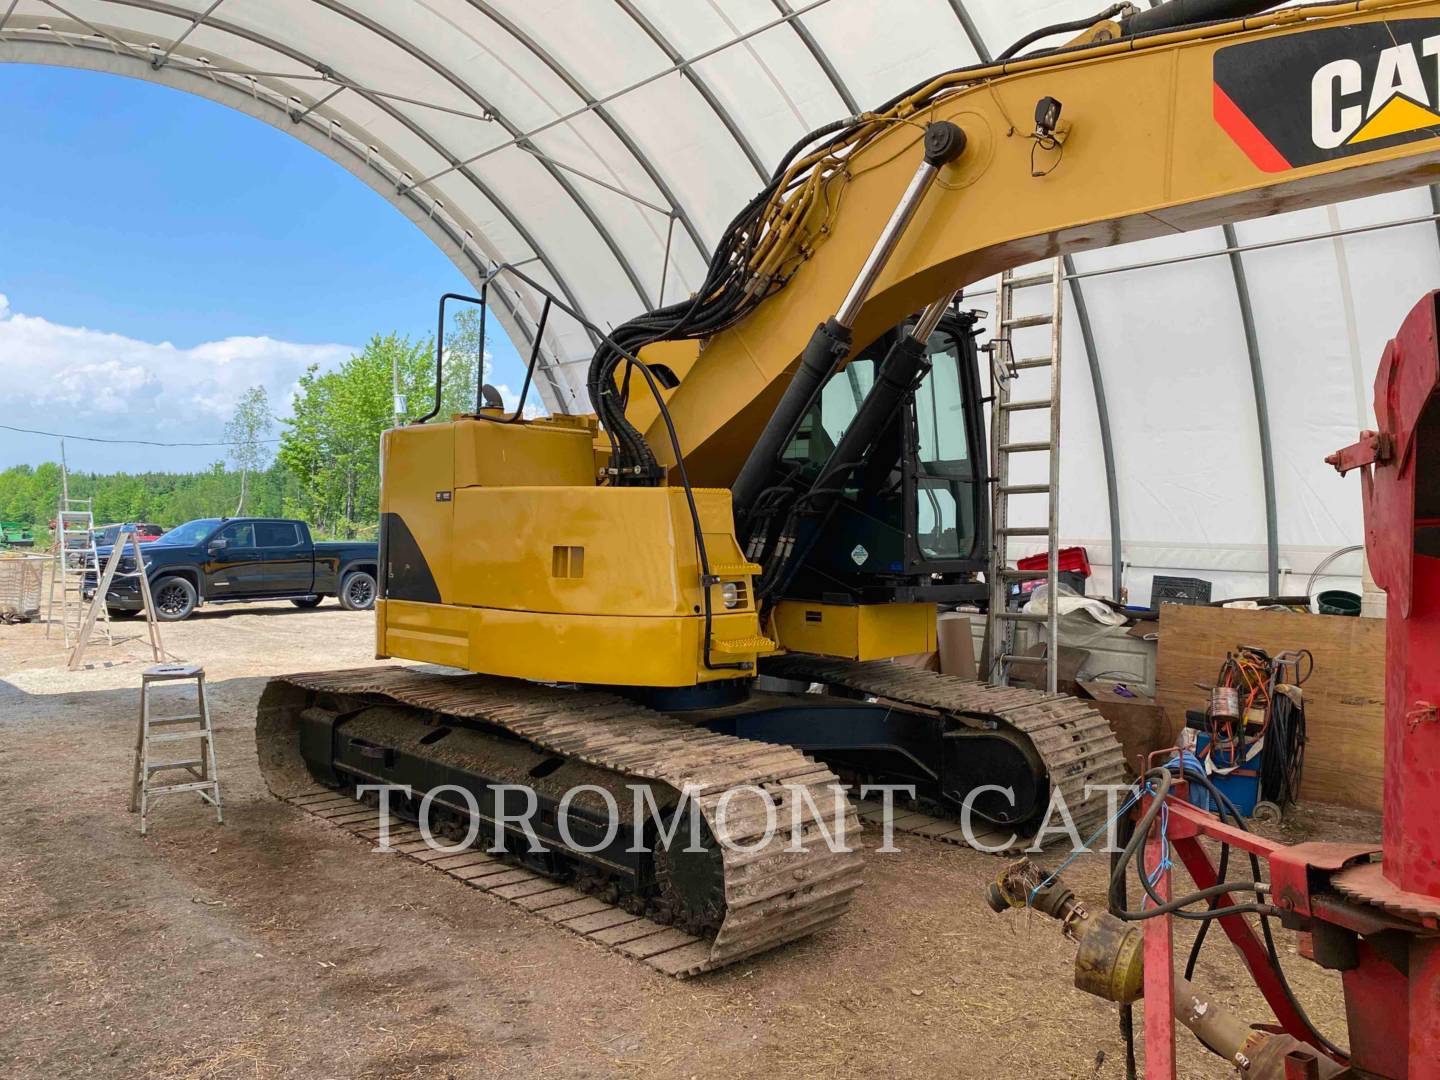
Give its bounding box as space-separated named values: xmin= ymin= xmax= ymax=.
xmin=0 ymin=599 xmax=1369 ymax=1078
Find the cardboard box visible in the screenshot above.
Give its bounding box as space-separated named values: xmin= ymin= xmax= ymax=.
xmin=1076 ymin=679 xmax=1169 ymax=777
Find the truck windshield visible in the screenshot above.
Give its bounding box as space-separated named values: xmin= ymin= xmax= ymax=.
xmin=154 ymin=519 xmax=222 ymax=546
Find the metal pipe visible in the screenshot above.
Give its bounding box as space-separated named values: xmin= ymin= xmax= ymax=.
xmin=836 ymin=162 xmax=940 ymax=328
xmin=945 ymin=209 xmax=1440 ymax=298
xmin=1223 ymin=223 xmax=1281 ymax=595
xmin=1064 ymin=255 xmax=1124 ymax=604
xmin=1429 ymin=186 xmax=1440 ymax=252
xmin=910 ymin=293 xmax=954 ymax=343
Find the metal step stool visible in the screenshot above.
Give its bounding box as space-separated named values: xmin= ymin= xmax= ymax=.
xmin=129 ymin=663 xmax=222 ymax=835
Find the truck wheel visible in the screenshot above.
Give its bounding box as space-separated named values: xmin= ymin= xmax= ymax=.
xmin=290 ymin=596 xmax=324 ymax=609
xmin=151 ymin=577 xmax=198 ymax=622
xmin=339 ymin=571 xmax=376 ymax=611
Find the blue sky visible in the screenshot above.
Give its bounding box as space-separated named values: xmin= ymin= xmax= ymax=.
xmin=0 ymin=63 xmax=530 ymax=473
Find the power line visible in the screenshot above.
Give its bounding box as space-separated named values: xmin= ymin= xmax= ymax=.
xmin=0 ymin=422 xmax=284 ymax=447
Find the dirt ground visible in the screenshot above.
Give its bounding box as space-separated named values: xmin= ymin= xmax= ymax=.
xmin=0 ymin=600 xmax=1371 ymax=1079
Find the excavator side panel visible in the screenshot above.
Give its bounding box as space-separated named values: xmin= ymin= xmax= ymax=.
xmin=377 ymin=418 xmax=768 ymax=685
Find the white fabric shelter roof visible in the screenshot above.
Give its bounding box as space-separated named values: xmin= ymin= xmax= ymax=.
xmin=2 ymin=0 xmax=1425 ymax=605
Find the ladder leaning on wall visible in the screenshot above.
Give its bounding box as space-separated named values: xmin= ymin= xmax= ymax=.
xmin=985 ymin=258 xmax=1064 ymax=695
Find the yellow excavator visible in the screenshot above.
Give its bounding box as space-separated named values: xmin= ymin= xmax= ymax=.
xmin=258 ymin=0 xmax=1440 ymax=974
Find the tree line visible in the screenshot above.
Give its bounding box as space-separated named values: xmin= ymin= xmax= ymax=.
xmin=0 ymin=312 xmax=502 ymax=541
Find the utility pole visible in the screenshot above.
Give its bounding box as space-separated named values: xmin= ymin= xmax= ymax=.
xmin=392 ymin=354 xmax=405 ymax=428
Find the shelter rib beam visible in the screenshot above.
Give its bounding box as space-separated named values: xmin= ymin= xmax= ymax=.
xmin=0 ymin=27 xmax=576 ymax=410
xmin=466 ymin=0 xmax=711 ymax=267
xmin=311 ymin=0 xmax=656 ymax=311
xmin=403 ymin=0 xmax=836 ymax=191
xmin=946 ymin=0 xmax=992 ymax=63
xmin=150 ymin=0 xmax=222 ymax=69
xmin=1222 ymin=223 xmax=1281 ymax=595
xmin=59 ymin=0 xmax=605 ymax=365
xmin=771 ymin=0 xmax=858 ymax=114
xmin=612 ymin=0 xmax=768 ymax=181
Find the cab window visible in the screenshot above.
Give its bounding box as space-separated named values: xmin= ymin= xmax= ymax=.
xmin=255 ymin=521 xmax=302 ymax=547
xmin=216 ymin=522 xmax=256 ymax=548
xmin=911 ymin=332 xmax=977 ymax=561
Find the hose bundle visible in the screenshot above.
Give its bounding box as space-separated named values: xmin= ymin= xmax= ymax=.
xmin=585 ymin=8 xmax=1143 ymax=482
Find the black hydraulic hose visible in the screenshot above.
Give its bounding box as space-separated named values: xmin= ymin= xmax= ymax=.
xmin=1120 ymin=0 xmax=1281 ymax=36
xmin=996 ymin=4 xmax=1131 ymax=61
xmin=1184 ymin=840 xmax=1230 ymax=980
xmin=751 ymin=334 xmax=931 ymax=598
xmin=1117 ymin=764 xmax=1349 ymax=1061
xmin=1110 ymin=770 xmax=1274 ymax=921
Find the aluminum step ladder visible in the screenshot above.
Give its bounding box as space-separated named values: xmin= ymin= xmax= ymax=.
xmin=70 ymin=527 xmax=165 ymax=670
xmin=46 ymin=499 xmax=111 ymax=649
xmin=986 ymin=258 xmax=1063 ymax=693
xmin=129 ymin=664 xmax=222 ymax=835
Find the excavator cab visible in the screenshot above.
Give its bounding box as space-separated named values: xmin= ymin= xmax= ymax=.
xmin=774 ymin=310 xmax=989 ymax=607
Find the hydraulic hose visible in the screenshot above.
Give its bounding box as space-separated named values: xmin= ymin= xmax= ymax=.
xmin=1120 ymin=0 xmax=1282 ymax=36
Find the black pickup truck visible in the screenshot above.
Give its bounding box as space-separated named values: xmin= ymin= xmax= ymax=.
xmin=90 ymin=517 xmax=379 ymax=621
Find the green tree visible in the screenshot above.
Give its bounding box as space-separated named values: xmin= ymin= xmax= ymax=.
xmin=278 ymin=333 xmax=434 ymax=536
xmin=225 ymin=384 xmax=274 ymax=515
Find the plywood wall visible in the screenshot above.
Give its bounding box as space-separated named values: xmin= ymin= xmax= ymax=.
xmin=1154 ymin=606 xmax=1385 ymax=812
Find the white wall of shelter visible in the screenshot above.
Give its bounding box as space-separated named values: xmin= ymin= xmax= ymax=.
xmin=2 ymin=0 xmax=1427 ymax=606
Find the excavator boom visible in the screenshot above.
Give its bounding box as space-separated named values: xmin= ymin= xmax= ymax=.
xmin=626 ymin=0 xmax=1440 ymax=486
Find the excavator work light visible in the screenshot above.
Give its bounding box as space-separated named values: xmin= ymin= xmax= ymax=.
xmin=1035 ymin=96 xmax=1063 ymax=138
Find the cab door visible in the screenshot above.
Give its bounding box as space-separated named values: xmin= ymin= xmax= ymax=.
xmin=203 ymin=521 xmax=261 ymax=597
xmin=253 ymin=520 xmax=313 ymax=594
xmin=902 ymin=314 xmax=988 ymax=575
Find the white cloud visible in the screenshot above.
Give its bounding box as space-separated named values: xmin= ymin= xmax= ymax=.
xmin=489 ymin=382 xmax=544 ymax=419
xmin=0 ymin=300 xmax=354 ymax=463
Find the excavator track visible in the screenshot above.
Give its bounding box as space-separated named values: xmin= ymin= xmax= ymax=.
xmin=257 ymin=667 xmax=864 ymax=978
xmin=761 ymin=656 xmax=1130 ymax=852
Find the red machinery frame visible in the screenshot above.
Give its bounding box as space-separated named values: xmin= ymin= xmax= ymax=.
xmin=1137 ymin=291 xmax=1440 ymax=1079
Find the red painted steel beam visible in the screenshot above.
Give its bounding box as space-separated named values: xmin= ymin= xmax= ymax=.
xmin=1144 ymin=827 xmax=1176 ymax=1080
xmin=1170 ymin=837 xmax=1339 ymax=1062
